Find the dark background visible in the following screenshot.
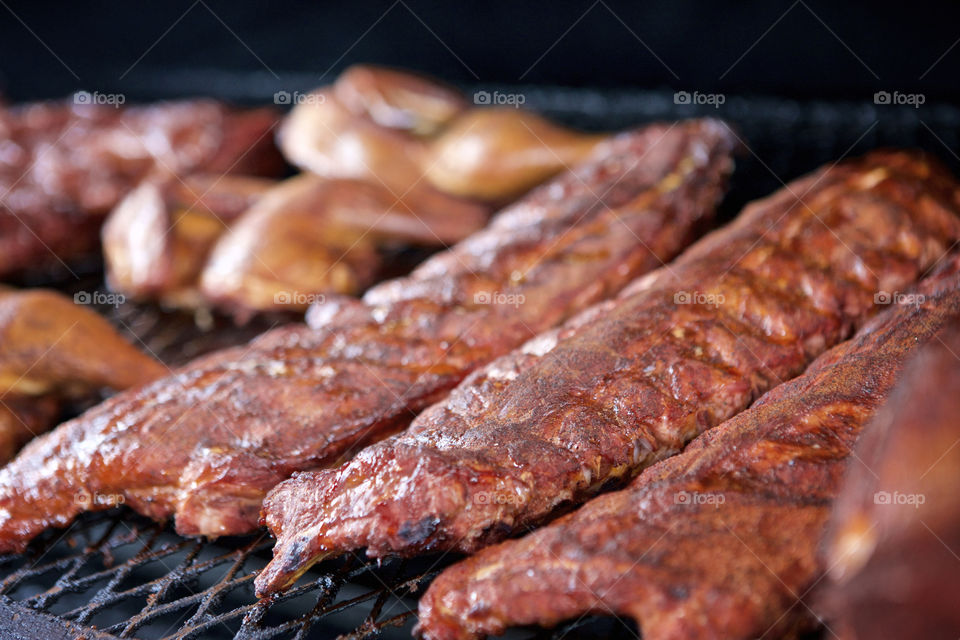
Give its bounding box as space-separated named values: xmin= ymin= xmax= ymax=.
xmin=0 ymin=0 xmax=957 ymax=103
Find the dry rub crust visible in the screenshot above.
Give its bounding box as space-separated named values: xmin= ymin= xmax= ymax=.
xmin=0 ymin=120 xmax=736 ymax=552
xmin=820 ymin=312 xmax=960 ymax=639
xmin=257 ymin=149 xmax=960 ymax=597
xmin=414 ymin=252 xmax=960 ymax=640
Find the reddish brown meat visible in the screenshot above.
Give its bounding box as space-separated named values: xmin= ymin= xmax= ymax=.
xmin=0 ymin=99 xmax=282 ymax=276
xmin=0 ymin=120 xmax=736 ymax=551
xmin=257 ymin=150 xmax=960 ymax=596
xmin=0 ymin=394 xmax=60 ymax=464
xmin=819 ymin=322 xmax=960 ymax=639
xmin=414 ymin=254 xmax=960 ymax=640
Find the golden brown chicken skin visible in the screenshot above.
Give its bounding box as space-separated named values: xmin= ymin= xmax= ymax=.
xmin=413 ymin=252 xmax=960 ymax=640
xmin=103 ymin=173 xmax=276 ymax=308
xmin=199 ymin=174 xmax=490 ymax=317
xmin=0 ymin=120 xmax=736 ymax=552
xmin=256 ymin=150 xmax=960 ymax=596
xmin=0 ymin=288 xmax=166 ymax=461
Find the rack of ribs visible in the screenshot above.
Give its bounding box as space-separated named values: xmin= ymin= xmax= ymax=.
xmin=256 ymin=149 xmax=960 ymax=596
xmin=0 ymin=119 xmax=737 ymax=552
xmin=0 ymin=99 xmax=283 ymax=277
xmin=820 ymin=314 xmax=960 ymax=639
xmin=413 ymin=251 xmax=960 ymax=640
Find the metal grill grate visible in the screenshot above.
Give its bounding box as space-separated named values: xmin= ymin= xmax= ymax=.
xmin=2 ymin=88 xmax=959 ymax=639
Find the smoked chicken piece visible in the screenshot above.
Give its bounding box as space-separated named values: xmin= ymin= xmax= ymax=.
xmin=0 ymin=99 xmax=283 ymax=277
xmin=279 ymin=67 xmax=604 ymax=204
xmin=820 ymin=322 xmax=960 ymax=639
xmin=200 ymin=174 xmax=490 ymax=316
xmin=0 ymin=119 xmax=736 ymax=551
xmin=422 ymin=108 xmax=606 ymax=202
xmin=256 ymin=150 xmax=960 ymax=596
xmin=333 ymin=64 xmax=468 ymax=135
xmin=0 ymin=288 xmax=166 ymax=396
xmin=0 ymin=288 xmax=166 ymax=461
xmin=414 ymin=254 xmax=960 ymax=640
xmin=103 ymin=173 xmax=275 ymax=308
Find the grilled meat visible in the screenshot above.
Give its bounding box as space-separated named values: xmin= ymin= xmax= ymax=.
xmin=0 ymin=120 xmax=736 ymax=551
xmin=257 ymin=150 xmax=960 ymax=596
xmin=414 ymin=254 xmax=960 ymax=640
xmin=199 ymin=174 xmax=490 ymax=317
xmin=0 ymin=288 xmax=166 ymax=397
xmin=333 ymin=64 xmax=468 ymax=135
xmin=422 ymin=108 xmax=606 ymax=202
xmin=0 ymin=288 xmax=166 ymax=461
xmin=279 ymin=66 xmax=604 ymax=205
xmin=103 ymin=173 xmax=276 ymax=308
xmin=820 ymin=321 xmax=960 ymax=639
xmin=0 ymin=394 xmax=60 ymax=464
xmin=0 ymin=99 xmax=282 ymax=277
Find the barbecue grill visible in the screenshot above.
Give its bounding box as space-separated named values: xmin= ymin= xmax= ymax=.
xmin=0 ymin=84 xmax=956 ymax=639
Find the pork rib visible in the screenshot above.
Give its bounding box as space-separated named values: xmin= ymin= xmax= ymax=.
xmin=0 ymin=120 xmax=736 ymax=551
xmin=820 ymin=313 xmax=960 ymax=639
xmin=414 ymin=251 xmax=960 ymax=640
xmin=257 ymin=150 xmax=960 ymax=596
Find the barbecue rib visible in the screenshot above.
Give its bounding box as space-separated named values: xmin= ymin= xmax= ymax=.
xmin=414 ymin=253 xmax=960 ymax=640
xmin=0 ymin=99 xmax=282 ymax=277
xmin=0 ymin=120 xmax=736 ymax=551
xmin=257 ymin=150 xmax=960 ymax=596
xmin=820 ymin=321 xmax=960 ymax=639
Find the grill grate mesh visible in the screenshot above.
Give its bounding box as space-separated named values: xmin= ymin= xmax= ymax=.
xmin=2 ymin=87 xmax=959 ymax=639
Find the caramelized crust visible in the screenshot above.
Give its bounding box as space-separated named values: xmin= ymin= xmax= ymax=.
xmin=414 ymin=254 xmax=960 ymax=640
xmin=256 ymin=150 xmax=960 ymax=596
xmin=0 ymin=120 xmax=736 ymax=552
xmin=820 ymin=320 xmax=960 ymax=639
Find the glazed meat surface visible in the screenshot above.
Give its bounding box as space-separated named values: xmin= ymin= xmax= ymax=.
xmin=0 ymin=120 xmax=736 ymax=551
xmin=414 ymin=254 xmax=960 ymax=640
xmin=0 ymin=99 xmax=282 ymax=276
xmin=820 ymin=321 xmax=960 ymax=639
xmin=257 ymin=150 xmax=960 ymax=596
